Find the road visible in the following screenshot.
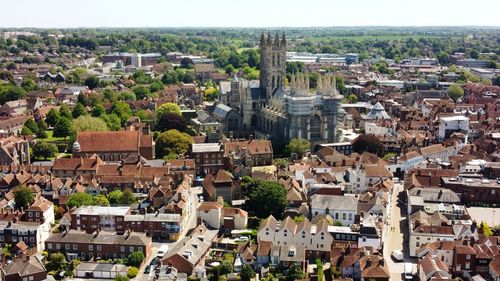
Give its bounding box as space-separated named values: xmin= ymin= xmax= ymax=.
xmin=383 ymin=183 xmax=417 ymax=280
xmin=136 ymin=189 xmax=200 ymax=281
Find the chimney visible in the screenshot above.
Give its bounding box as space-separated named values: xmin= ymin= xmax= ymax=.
xmin=366 ymin=259 xmax=372 ymax=268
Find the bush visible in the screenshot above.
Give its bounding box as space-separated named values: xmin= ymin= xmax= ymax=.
xmin=127 ymin=267 xmax=138 ymax=278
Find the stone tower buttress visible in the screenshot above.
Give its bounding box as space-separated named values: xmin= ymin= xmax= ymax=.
xmin=260 ymin=32 xmax=286 ymax=101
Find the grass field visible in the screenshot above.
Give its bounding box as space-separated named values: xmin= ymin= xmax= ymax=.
xmin=41 ymin=130 xmax=66 ymax=142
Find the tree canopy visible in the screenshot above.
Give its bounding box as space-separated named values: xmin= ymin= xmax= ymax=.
xmin=32 ymin=142 xmax=58 ymax=160
xmin=352 ymin=134 xmax=384 ymax=157
xmin=241 ymin=177 xmax=287 ymax=219
xmin=73 ymin=115 xmax=108 ymax=132
xmin=447 ymin=84 xmax=465 ymax=102
xmin=155 ymin=129 xmax=193 ymax=158
xmin=14 ymin=185 xmax=34 ymax=209
xmin=67 ymin=192 xmax=94 ymax=208
xmin=286 ymin=138 xmax=311 ymax=158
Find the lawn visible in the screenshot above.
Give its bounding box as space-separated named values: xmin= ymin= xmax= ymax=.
xmin=41 ymin=130 xmax=66 ymax=142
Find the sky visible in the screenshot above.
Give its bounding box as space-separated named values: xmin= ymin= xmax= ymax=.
xmin=1 ymin=0 xmax=499 ymax=28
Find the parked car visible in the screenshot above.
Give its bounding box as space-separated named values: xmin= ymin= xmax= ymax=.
xmin=391 ymin=250 xmax=404 ymax=262
xmin=234 ymin=236 xmax=250 ymax=242
xmin=157 ymin=245 xmax=169 ymax=258
xmin=144 ymin=265 xmax=151 ymax=274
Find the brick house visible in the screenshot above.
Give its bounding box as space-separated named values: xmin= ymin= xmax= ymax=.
xmin=1 ymin=255 xmax=47 ymax=281
xmin=73 ymin=131 xmax=154 ymax=161
xmin=45 ymin=230 xmax=152 ymax=261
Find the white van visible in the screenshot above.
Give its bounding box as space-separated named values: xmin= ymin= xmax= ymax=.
xmin=404 ymin=262 xmax=413 ymax=280
xmin=157 ymin=245 xmax=169 ymax=258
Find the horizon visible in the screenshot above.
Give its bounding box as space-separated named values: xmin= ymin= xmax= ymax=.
xmin=2 ymin=0 xmax=499 ymax=28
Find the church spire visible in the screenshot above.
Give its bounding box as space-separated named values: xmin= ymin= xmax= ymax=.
xmin=274 ymin=33 xmax=280 ymax=47
xmin=260 ymin=32 xmax=265 ymax=46
xmin=281 ymin=32 xmax=286 ymax=46
xmin=267 ymin=32 xmax=272 ymax=46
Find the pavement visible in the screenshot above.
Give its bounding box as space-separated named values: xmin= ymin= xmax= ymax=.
xmin=467 ymin=206 xmax=500 ymax=226
xmin=383 ymin=183 xmax=418 ymax=280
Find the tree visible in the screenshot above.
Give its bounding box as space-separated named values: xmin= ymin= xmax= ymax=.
xmin=127 ymin=267 xmax=138 ymax=279
xmin=447 ymin=84 xmax=464 ymax=102
xmin=53 ymin=117 xmax=74 ymax=139
xmin=149 ymin=80 xmax=164 ymax=92
xmin=161 ymin=71 xmax=179 ymax=85
xmin=286 ymin=138 xmax=310 ymax=158
xmin=181 ymin=72 xmax=195 ymax=83
xmin=67 ymin=192 xmax=94 ymax=208
xmin=132 ymin=86 xmax=151 ymax=100
xmin=225 ymin=64 xmax=235 ymax=75
xmin=352 ymin=134 xmax=384 ymax=157
xmin=273 ymin=158 xmax=289 ymax=170
xmin=23 ymin=118 xmax=39 ymax=133
xmin=37 ymin=119 xmax=48 ymax=131
xmin=72 ymin=103 xmax=87 ymax=118
xmin=91 ymin=103 xmax=106 ymax=117
xmin=127 ymin=251 xmax=144 ymax=267
xmin=14 ymin=185 xmax=34 ymax=209
xmin=481 ymin=222 xmax=493 ymax=236
xmin=156 ymin=113 xmax=187 ymax=132
xmin=240 ymin=265 xmax=255 ymax=281
xmin=32 ymin=142 xmax=58 ymax=160
xmin=45 ymin=108 xmax=60 ymax=127
xmin=100 ymin=114 xmax=121 ymax=131
xmin=21 ymin=126 xmax=33 ymax=136
xmin=93 ymin=195 xmax=110 ymax=206
xmin=21 ymin=79 xmax=37 ymax=92
xmin=242 ymin=178 xmax=287 ymax=219
xmin=316 ymin=259 xmax=324 ymax=281
xmin=0 ymin=86 xmax=27 ymax=105
xmin=84 ymin=76 xmax=100 ymax=89
xmin=157 ymin=102 xmax=181 ymax=118
xmin=59 ymin=104 xmax=72 ymax=119
xmin=155 ymin=129 xmax=193 ymax=158
xmin=108 ymin=190 xmax=123 ymax=205
xmin=110 ymin=101 xmax=132 ymax=125
xmin=180 ymin=57 xmax=194 ymax=68
xmin=49 ymin=252 xmax=66 ymax=270
xmin=36 ymin=128 xmax=48 ymax=138
xmin=119 ymin=188 xmax=136 ymax=205
xmin=73 ymin=115 xmax=108 ymax=132
xmin=286 ymin=264 xmax=305 ymax=281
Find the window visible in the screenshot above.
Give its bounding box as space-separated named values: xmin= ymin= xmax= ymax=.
xmin=96 ymin=245 xmax=101 ymax=251
xmin=342 ymin=213 xmax=346 ymax=220
xmin=56 ymin=244 xmax=61 ymax=250
xmin=121 ymin=246 xmax=125 ymax=252
xmin=89 ymin=245 xmax=93 ymax=251
xmin=73 ymin=244 xmax=78 ymax=251
xmin=29 ymin=212 xmax=33 ymax=217
xmin=129 ymin=246 xmax=134 ymax=252
xmin=65 ymin=244 xmax=70 ymax=250
xmin=466 ymin=254 xmax=471 ymax=260
xmin=47 ymin=243 xmax=52 ymax=250
xmin=35 ymin=212 xmax=40 ymax=218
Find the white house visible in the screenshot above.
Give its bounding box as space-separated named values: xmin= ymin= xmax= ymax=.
xmin=196 ymin=201 xmax=248 ymax=230
xmin=310 ymin=194 xmax=357 ymax=226
xmin=257 ymin=216 xmax=333 ymax=254
xmin=347 ymin=164 xmax=393 ymax=193
xmin=438 ymin=116 xmax=469 ymax=142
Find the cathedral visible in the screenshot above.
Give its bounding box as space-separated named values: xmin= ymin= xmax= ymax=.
xmin=218 ymin=32 xmax=345 ymax=148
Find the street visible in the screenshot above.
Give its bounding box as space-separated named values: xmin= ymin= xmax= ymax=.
xmin=383 ymin=183 xmax=417 ymax=280
xmin=135 ymin=189 xmax=200 ymax=281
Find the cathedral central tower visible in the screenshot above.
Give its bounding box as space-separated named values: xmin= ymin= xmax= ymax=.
xmin=259 ymin=32 xmax=286 ymax=100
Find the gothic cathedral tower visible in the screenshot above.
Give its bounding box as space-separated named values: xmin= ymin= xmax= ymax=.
xmin=259 ymin=32 xmax=286 ymax=100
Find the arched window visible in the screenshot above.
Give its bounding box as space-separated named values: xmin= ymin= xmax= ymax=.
xmin=310 ymin=114 xmax=322 ymax=140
